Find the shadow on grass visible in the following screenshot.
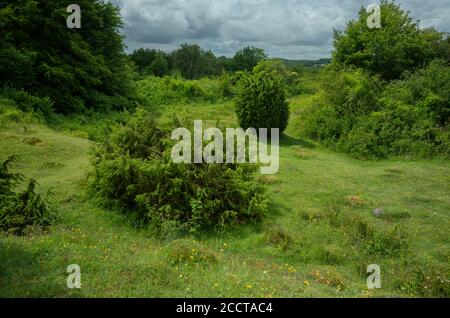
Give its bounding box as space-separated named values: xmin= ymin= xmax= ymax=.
xmin=0 ymin=239 xmax=68 ymax=297
xmin=194 ymin=199 xmax=287 ymax=242
xmin=280 ymin=134 xmax=315 ymax=149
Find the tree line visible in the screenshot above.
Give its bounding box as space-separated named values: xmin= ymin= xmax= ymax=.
xmin=129 ymin=45 xmax=268 ymax=79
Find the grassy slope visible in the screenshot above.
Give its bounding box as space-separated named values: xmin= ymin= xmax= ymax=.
xmin=0 ymin=95 xmax=449 ymax=297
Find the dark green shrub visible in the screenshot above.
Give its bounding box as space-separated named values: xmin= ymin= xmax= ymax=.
xmin=386 ymin=60 xmax=450 ymax=127
xmin=147 ymin=54 xmax=170 ymax=77
xmin=1 ymin=87 xmax=54 ymax=120
xmin=0 ymin=156 xmax=56 ymax=235
xmin=89 ymin=109 xmax=267 ymax=233
xmin=322 ymin=69 xmax=384 ymax=118
xmin=300 ymin=62 xmax=450 ymax=159
xmin=0 ymin=0 xmax=136 ymax=115
xmin=299 ymin=68 xmax=384 ymax=153
xmin=299 ymin=102 xmax=341 ymax=146
xmin=232 ymin=46 xmax=267 ymax=72
xmin=235 ymin=70 xmax=289 ymax=133
xmin=0 ymin=155 xmax=22 ymax=196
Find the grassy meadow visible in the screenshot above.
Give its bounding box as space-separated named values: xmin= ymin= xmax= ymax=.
xmin=1 ymin=80 xmax=448 ymax=297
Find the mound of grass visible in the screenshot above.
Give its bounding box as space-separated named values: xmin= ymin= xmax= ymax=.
xmin=265 ymin=225 xmax=292 ymax=250
xmin=310 ymin=269 xmax=346 ymax=291
xmin=164 ymin=239 xmax=219 ymax=266
xmin=22 ymin=137 xmax=42 ymax=145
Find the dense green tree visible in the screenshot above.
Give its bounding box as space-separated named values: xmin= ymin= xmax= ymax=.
xmin=170 ymin=43 xmax=222 ymax=79
xmin=253 ymin=59 xmax=291 ymax=82
xmin=218 ymin=56 xmax=234 ymax=73
xmin=332 ymin=0 xmax=449 ymax=80
xmin=147 ymin=53 xmax=169 ymax=77
xmin=171 ymin=44 xmax=205 ymax=79
xmin=0 ymin=0 xmax=135 ymax=114
xmin=129 ymin=45 xmax=271 ymax=79
xmin=129 ymin=48 xmax=158 ymax=73
xmin=129 ymin=48 xmax=170 ymax=76
xmin=235 ymin=70 xmax=289 ymax=134
xmin=232 ymin=47 xmax=267 ymax=72
xmin=202 ymin=50 xmax=222 ymax=77
xmin=424 ymin=30 xmax=450 ymax=64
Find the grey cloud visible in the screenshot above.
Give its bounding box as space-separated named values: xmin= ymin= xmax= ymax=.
xmin=109 ymin=0 xmax=450 ymax=59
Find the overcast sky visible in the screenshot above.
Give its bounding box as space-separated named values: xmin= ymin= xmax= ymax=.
xmin=109 ymin=0 xmax=450 ymax=60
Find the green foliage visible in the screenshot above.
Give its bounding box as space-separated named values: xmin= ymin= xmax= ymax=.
xmin=253 ymin=59 xmax=301 ymax=88
xmin=0 ymin=100 xmax=41 ymax=129
xmin=299 ymin=61 xmax=450 ymax=159
xmin=305 ymin=1 xmax=450 ymax=159
xmin=129 ymin=44 xmax=269 ymax=79
xmin=385 ymin=59 xmax=450 ymax=127
xmin=130 ymin=44 xmax=268 ymax=79
xmin=232 ymin=46 xmax=267 ymax=72
xmin=332 ymin=1 xmax=449 ymax=80
xmin=265 ymin=225 xmax=292 ymax=250
xmin=171 ymin=44 xmax=221 ymax=79
xmin=1 ymin=87 xmax=54 ymax=120
xmin=50 ymin=109 xmax=133 ymax=142
xmin=148 ymin=54 xmax=170 ymax=77
xmin=89 ymin=109 xmax=267 ymax=233
xmin=218 ymin=74 xmax=236 ymax=98
xmin=235 ymin=69 xmax=290 ymax=133
xmin=1 ymin=89 xmax=449 ymax=297
xmin=395 ymin=265 xmax=450 ymax=297
xmin=284 ymin=68 xmax=322 ymax=97
xmin=129 ymin=49 xmax=170 ymax=77
xmin=0 ymin=156 xmax=56 ymax=235
xmin=136 ymin=76 xmax=222 ymax=105
xmin=0 ymin=0 xmax=136 ymax=114
xmin=0 ymin=155 xmax=22 ymax=196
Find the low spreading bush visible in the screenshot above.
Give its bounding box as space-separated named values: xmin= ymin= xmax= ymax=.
xmin=0 ymin=156 xmax=56 ymax=235
xmin=89 ymin=109 xmax=267 ymax=233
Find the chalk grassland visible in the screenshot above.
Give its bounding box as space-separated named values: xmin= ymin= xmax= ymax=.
xmin=0 ymin=92 xmax=449 ymax=297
